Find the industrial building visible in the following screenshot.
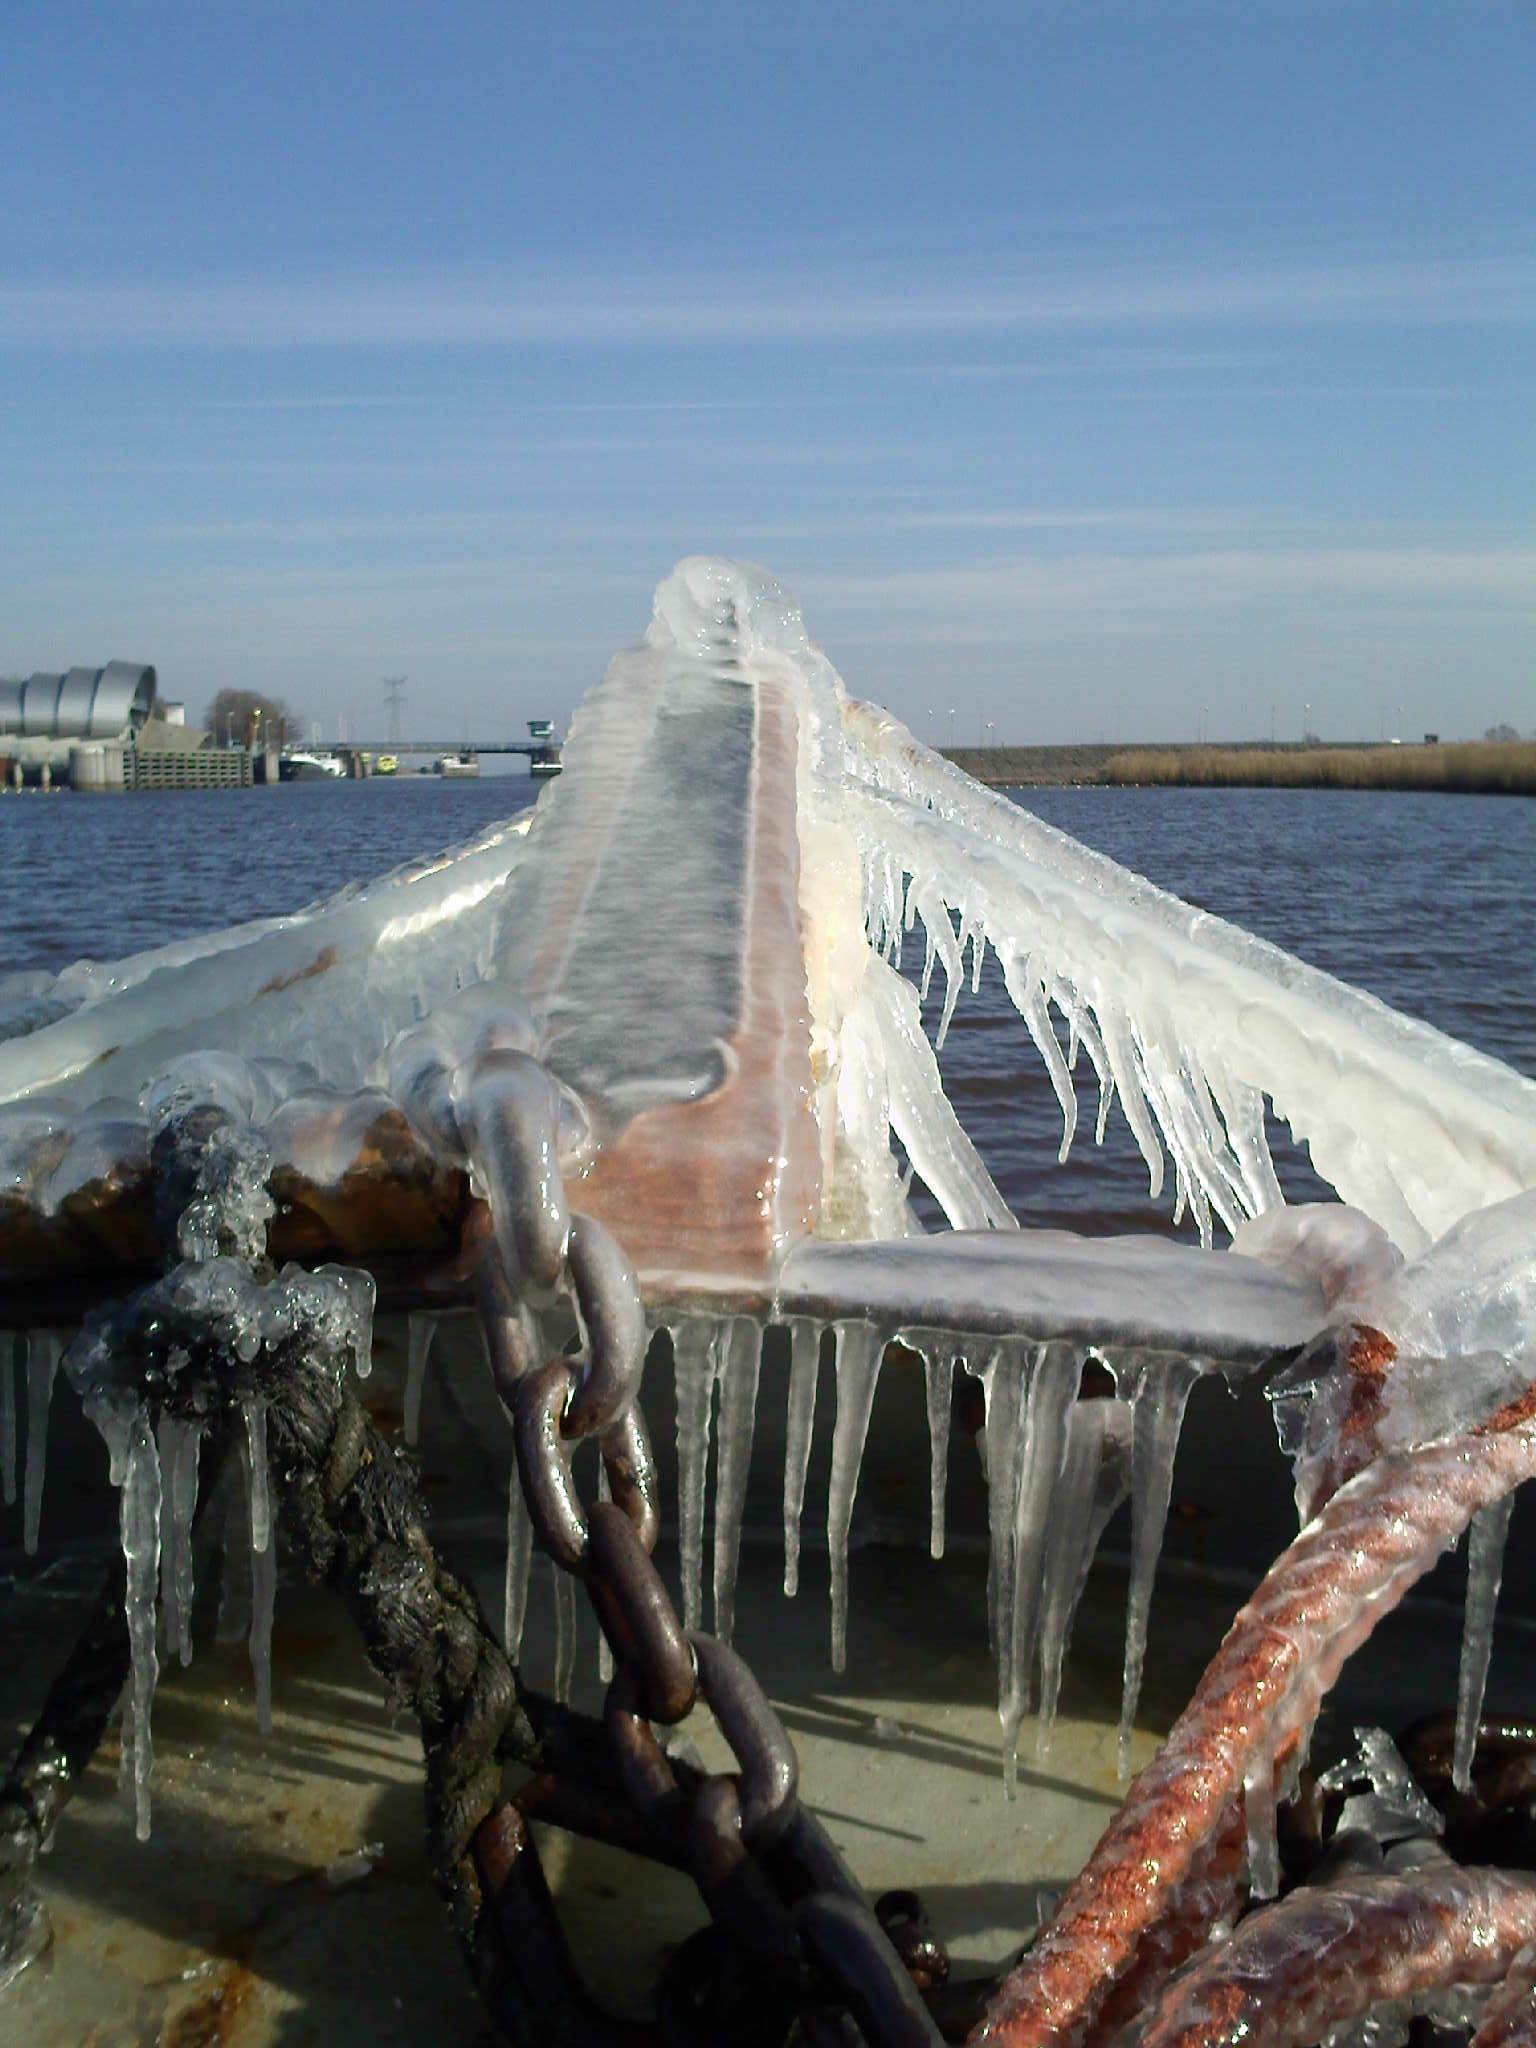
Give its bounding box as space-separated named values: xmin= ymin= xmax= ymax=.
xmin=0 ymin=663 xmax=259 ymax=790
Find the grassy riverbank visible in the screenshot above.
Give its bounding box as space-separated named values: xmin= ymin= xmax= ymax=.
xmin=1098 ymin=740 xmax=1536 ymax=794
xmin=941 ymin=740 xmax=1536 ymax=794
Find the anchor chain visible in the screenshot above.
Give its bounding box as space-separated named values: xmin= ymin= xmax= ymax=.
xmin=468 ymin=1070 xmax=946 ymax=2047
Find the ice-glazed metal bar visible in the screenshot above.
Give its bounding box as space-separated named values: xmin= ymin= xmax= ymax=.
xmin=776 ymin=1229 xmax=1326 ymax=1368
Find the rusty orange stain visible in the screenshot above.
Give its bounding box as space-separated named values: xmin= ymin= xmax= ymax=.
xmin=258 ymin=946 xmax=339 ymax=996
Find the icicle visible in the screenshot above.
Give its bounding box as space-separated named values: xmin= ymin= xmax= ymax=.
xmin=553 ymin=1562 xmax=577 ymax=1704
xmin=672 ymin=1320 xmax=719 ymax=1632
xmin=215 ymin=1457 xmax=253 ymax=1645
xmin=1035 ymin=1402 xmax=1109 ymax=1753
xmin=1100 ymin=1008 xmax=1164 ymax=1201
xmin=712 ymin=1319 xmax=762 ymax=1644
xmin=117 ymin=1690 xmax=137 ymax=1811
xmin=22 ymin=1331 xmax=60 ymax=1554
xmin=404 ymin=1313 xmax=437 ymax=1446
xmin=976 ymin=1348 xmax=1024 ymax=1673
xmin=504 ymin=1468 xmax=534 ymax=1659
xmin=241 ymin=1423 xmax=276 ymax=1733
xmin=117 ymin=1407 xmax=162 ymax=1841
xmin=826 ymin=1322 xmax=884 ymax=1673
xmin=2 ymin=1333 xmax=16 ymax=1508
xmin=924 ymin=1349 xmax=954 ymax=1560
xmin=1119 ymin=1354 xmax=1203 ymax=1776
xmin=596 ymin=1457 xmax=614 ymax=1684
xmin=999 ymin=947 xmax=1078 ymax=1164
xmin=156 ymin=1415 xmax=201 ymax=1667
xmin=1244 ymin=1744 xmax=1281 ymax=1899
xmin=250 ymin=1516 xmax=276 ymax=1737
xmin=241 ymin=1397 xmax=271 ymax=1553
xmin=1454 ymin=1493 xmax=1516 ymax=1793
xmin=782 ymin=1320 xmax=820 ymax=1597
xmin=1001 ymin=1344 xmax=1082 ymax=1783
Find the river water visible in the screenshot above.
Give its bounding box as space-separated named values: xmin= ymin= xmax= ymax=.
xmin=3 ymin=775 xmax=1534 ymax=1236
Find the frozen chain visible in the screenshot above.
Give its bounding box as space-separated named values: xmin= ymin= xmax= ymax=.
xmin=475 ymin=1057 xmax=945 ymax=2046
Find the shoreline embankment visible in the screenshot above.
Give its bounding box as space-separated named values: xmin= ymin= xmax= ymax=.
xmin=942 ymin=740 xmax=1536 ymax=795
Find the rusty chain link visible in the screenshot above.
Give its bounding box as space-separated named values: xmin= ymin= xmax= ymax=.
xmin=468 ymin=1056 xmax=947 ymax=2046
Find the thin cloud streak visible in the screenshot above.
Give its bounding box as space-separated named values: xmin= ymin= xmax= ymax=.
xmin=3 ymin=248 xmax=1533 ymax=349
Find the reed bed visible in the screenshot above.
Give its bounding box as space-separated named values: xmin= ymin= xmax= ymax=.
xmin=1098 ymin=742 xmax=1536 ymax=795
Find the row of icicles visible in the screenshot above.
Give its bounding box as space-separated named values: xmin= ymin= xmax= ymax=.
xmin=1 ymin=1299 xmax=1515 ymax=1876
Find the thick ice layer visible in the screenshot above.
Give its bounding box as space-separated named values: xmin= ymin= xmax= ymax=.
xmin=842 ymin=709 xmax=1536 ymax=1252
xmin=0 ymin=814 xmax=532 ymax=1110
xmin=1272 ymin=1192 xmax=1536 ymax=1520
xmin=489 ymin=558 xmax=822 ymax=1291
xmin=777 ymin=1229 xmax=1325 ymax=1364
xmin=1232 ymin=1203 xmax=1404 ymax=1312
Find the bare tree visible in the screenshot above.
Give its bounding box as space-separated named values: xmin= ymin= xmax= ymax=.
xmin=204 ymin=689 xmax=298 ymax=749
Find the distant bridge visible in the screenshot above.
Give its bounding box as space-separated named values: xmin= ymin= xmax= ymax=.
xmin=346 ymin=738 xmax=558 ymax=756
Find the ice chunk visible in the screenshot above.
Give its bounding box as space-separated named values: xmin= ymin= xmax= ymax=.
xmin=1320 ymin=1727 xmax=1445 ymax=1848
xmin=1233 ymin=1203 xmax=1404 ymax=1313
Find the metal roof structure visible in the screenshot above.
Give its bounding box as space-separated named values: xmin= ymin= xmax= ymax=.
xmin=0 ymin=663 xmax=156 ymax=740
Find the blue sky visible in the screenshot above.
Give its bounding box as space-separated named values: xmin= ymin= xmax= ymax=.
xmin=3 ymin=0 xmax=1533 ymax=745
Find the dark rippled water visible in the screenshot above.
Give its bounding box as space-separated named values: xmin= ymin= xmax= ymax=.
xmin=3 ymin=777 xmax=1532 ymax=1234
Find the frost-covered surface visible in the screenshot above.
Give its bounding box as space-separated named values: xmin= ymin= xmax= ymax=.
xmin=4 ymin=554 xmax=1536 ymax=1843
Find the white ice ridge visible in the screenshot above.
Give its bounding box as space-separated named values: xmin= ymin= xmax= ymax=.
xmin=840 ymin=703 xmax=1536 ymax=1252
xmin=0 ymin=811 xmax=533 ymax=1109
